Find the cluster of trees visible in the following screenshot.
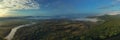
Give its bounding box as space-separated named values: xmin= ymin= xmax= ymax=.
xmin=12 ymin=15 xmax=120 ymax=40
xmin=13 ymin=20 xmax=89 ymax=40
xmin=80 ymin=15 xmax=120 ymax=40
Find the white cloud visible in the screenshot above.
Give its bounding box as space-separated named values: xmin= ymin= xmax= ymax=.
xmin=72 ymin=18 xmax=99 ymax=22
xmin=105 ymin=11 xmax=120 ymax=15
xmin=101 ymin=11 xmax=120 ymax=16
xmin=0 ymin=0 xmax=40 ymax=10
xmin=0 ymin=0 xmax=40 ymax=17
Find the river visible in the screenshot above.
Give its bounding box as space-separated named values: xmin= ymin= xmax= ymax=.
xmin=4 ymin=22 xmax=36 ymax=40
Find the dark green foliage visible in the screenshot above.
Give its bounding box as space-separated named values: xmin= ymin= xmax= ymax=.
xmin=13 ymin=20 xmax=89 ymax=40
xmin=82 ymin=15 xmax=120 ymax=40
xmin=12 ymin=15 xmax=120 ymax=40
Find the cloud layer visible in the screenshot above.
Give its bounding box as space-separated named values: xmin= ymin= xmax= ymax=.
xmin=0 ymin=0 xmax=40 ymax=10
xmin=106 ymin=11 xmax=120 ymax=15
xmin=99 ymin=0 xmax=120 ymax=9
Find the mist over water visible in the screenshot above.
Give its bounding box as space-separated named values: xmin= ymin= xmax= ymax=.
xmin=0 ymin=13 xmax=101 ymax=22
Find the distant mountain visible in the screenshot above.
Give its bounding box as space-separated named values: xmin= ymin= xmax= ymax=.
xmin=0 ymin=13 xmax=99 ymax=20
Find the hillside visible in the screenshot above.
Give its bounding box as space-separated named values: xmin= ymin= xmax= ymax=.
xmin=0 ymin=15 xmax=120 ymax=40
xmin=10 ymin=15 xmax=120 ymax=40
xmin=13 ymin=19 xmax=92 ymax=40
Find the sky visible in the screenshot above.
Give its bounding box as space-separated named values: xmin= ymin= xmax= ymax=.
xmin=0 ymin=0 xmax=120 ymax=17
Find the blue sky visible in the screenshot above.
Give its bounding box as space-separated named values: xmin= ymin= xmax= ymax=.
xmin=0 ymin=0 xmax=120 ymax=17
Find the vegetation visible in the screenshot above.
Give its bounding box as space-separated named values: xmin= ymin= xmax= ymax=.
xmin=13 ymin=20 xmax=91 ymax=40
xmin=12 ymin=15 xmax=120 ymax=40
xmin=0 ymin=19 xmax=31 ymax=40
xmin=1 ymin=15 xmax=120 ymax=40
xmin=84 ymin=15 xmax=120 ymax=40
